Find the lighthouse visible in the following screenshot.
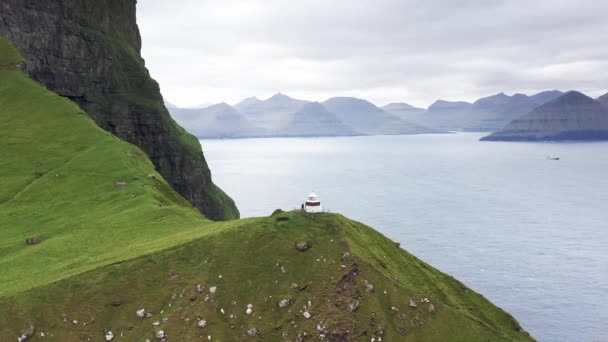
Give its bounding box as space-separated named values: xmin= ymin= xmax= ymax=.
xmin=304 ymin=192 xmax=322 ymax=213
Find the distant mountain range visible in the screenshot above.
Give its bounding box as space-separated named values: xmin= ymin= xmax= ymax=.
xmin=598 ymin=92 xmax=608 ymax=107
xmin=169 ymin=103 xmax=264 ymax=138
xmin=481 ymin=91 xmax=608 ymax=141
xmin=168 ymin=93 xmax=439 ymax=139
xmin=167 ymin=90 xmax=608 ymax=141
xmin=382 ymin=91 xmax=565 ymax=132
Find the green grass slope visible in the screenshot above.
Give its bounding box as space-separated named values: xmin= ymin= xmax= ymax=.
xmin=0 ymin=37 xmax=533 ymax=341
xmin=0 ymin=37 xmax=245 ymax=296
xmin=0 ymin=212 xmax=533 ymax=341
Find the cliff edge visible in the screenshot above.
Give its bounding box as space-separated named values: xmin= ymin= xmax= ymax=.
xmin=0 ymin=0 xmax=238 ymax=220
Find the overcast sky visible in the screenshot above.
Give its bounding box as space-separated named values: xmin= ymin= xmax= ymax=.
xmin=138 ymin=0 xmax=607 ymax=108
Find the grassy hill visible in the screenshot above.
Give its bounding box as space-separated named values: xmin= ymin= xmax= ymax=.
xmin=0 ymin=37 xmax=533 ymax=341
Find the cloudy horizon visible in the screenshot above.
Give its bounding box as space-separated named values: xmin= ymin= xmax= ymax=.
xmin=138 ymin=0 xmax=607 ymax=109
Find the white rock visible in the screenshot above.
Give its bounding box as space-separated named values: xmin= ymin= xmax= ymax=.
xmin=198 ymin=319 xmax=207 ymax=328
xmin=197 ymin=284 xmax=205 ymax=293
xmin=209 ymin=286 xmax=217 ymax=294
xmin=246 ymin=308 xmax=253 ymax=315
xmin=364 ymin=281 xmax=374 ymax=293
xmin=303 ymin=311 xmax=311 ymax=319
xmin=155 ymin=330 xmax=165 ymax=339
xmin=409 ymin=299 xmax=417 ymax=308
xmin=136 ymin=308 xmax=146 ymax=318
xmin=105 ymin=331 xmax=114 ymax=341
xmin=152 ymin=321 xmax=160 ymax=327
xmin=278 ymin=299 xmax=293 ymax=308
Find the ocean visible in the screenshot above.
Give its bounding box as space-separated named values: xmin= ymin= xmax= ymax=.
xmin=200 ymin=132 xmax=608 ymax=341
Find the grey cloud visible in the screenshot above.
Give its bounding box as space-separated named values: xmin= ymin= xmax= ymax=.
xmin=137 ymin=0 xmax=608 ymax=107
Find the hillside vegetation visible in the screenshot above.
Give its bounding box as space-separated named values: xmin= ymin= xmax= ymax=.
xmin=0 ymin=37 xmax=533 ymax=341
xmin=0 ymin=37 xmax=243 ymax=296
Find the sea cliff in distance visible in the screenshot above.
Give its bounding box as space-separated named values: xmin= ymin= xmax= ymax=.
xmin=481 ymin=91 xmax=608 ymax=141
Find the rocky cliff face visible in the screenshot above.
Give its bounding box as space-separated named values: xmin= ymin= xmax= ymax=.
xmin=0 ymin=0 xmax=238 ymax=220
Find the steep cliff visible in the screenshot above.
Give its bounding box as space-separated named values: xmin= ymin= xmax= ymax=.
xmin=0 ymin=0 xmax=238 ymax=220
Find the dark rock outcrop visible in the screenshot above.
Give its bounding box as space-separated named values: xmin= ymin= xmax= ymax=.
xmin=0 ymin=0 xmax=238 ymax=220
xmin=481 ymin=91 xmax=608 ymax=141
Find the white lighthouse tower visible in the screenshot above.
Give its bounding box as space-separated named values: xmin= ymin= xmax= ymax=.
xmin=304 ymin=191 xmax=322 ymax=213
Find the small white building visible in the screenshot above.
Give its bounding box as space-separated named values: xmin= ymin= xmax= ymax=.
xmin=304 ymin=192 xmax=322 ymax=213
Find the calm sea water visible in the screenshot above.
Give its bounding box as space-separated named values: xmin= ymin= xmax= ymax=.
xmin=200 ymin=133 xmax=608 ymax=342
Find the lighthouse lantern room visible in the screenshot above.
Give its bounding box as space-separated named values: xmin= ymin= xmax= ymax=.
xmin=304 ymin=192 xmax=322 ymax=213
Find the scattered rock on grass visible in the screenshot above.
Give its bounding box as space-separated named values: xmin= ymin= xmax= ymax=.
xmin=303 ymin=311 xmax=311 ymax=319
xmin=348 ymin=300 xmax=359 ymax=312
xmin=155 ymin=330 xmax=165 ymax=339
xmin=409 ymin=299 xmax=417 ymax=308
xmin=25 ymin=237 xmax=41 ymax=245
xmin=17 ymin=325 xmax=35 ymax=342
xmin=198 ymin=319 xmax=207 ymax=328
xmin=364 ymin=280 xmax=374 ymax=293
xmin=278 ymin=299 xmax=293 ymax=308
xmin=104 ymin=330 xmax=114 ymax=341
xmin=209 ymin=286 xmax=217 ymax=294
xmin=136 ymin=309 xmax=146 ymax=318
xmin=341 ymin=252 xmax=350 ymax=261
xmin=295 ymin=241 xmax=311 ymax=252
xmin=247 ymin=328 xmax=259 ymax=336
xmin=114 ymin=181 xmax=127 ymax=187
xmin=429 ymin=303 xmax=435 ymax=312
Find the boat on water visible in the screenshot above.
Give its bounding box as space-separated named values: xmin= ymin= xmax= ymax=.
xmin=547 ymin=156 xmax=560 ymax=160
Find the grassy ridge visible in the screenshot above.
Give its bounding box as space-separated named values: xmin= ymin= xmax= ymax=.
xmin=0 ymin=212 xmax=532 ymax=341
xmin=0 ymin=37 xmax=533 ymax=340
xmin=0 ymin=37 xmax=237 ymax=296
